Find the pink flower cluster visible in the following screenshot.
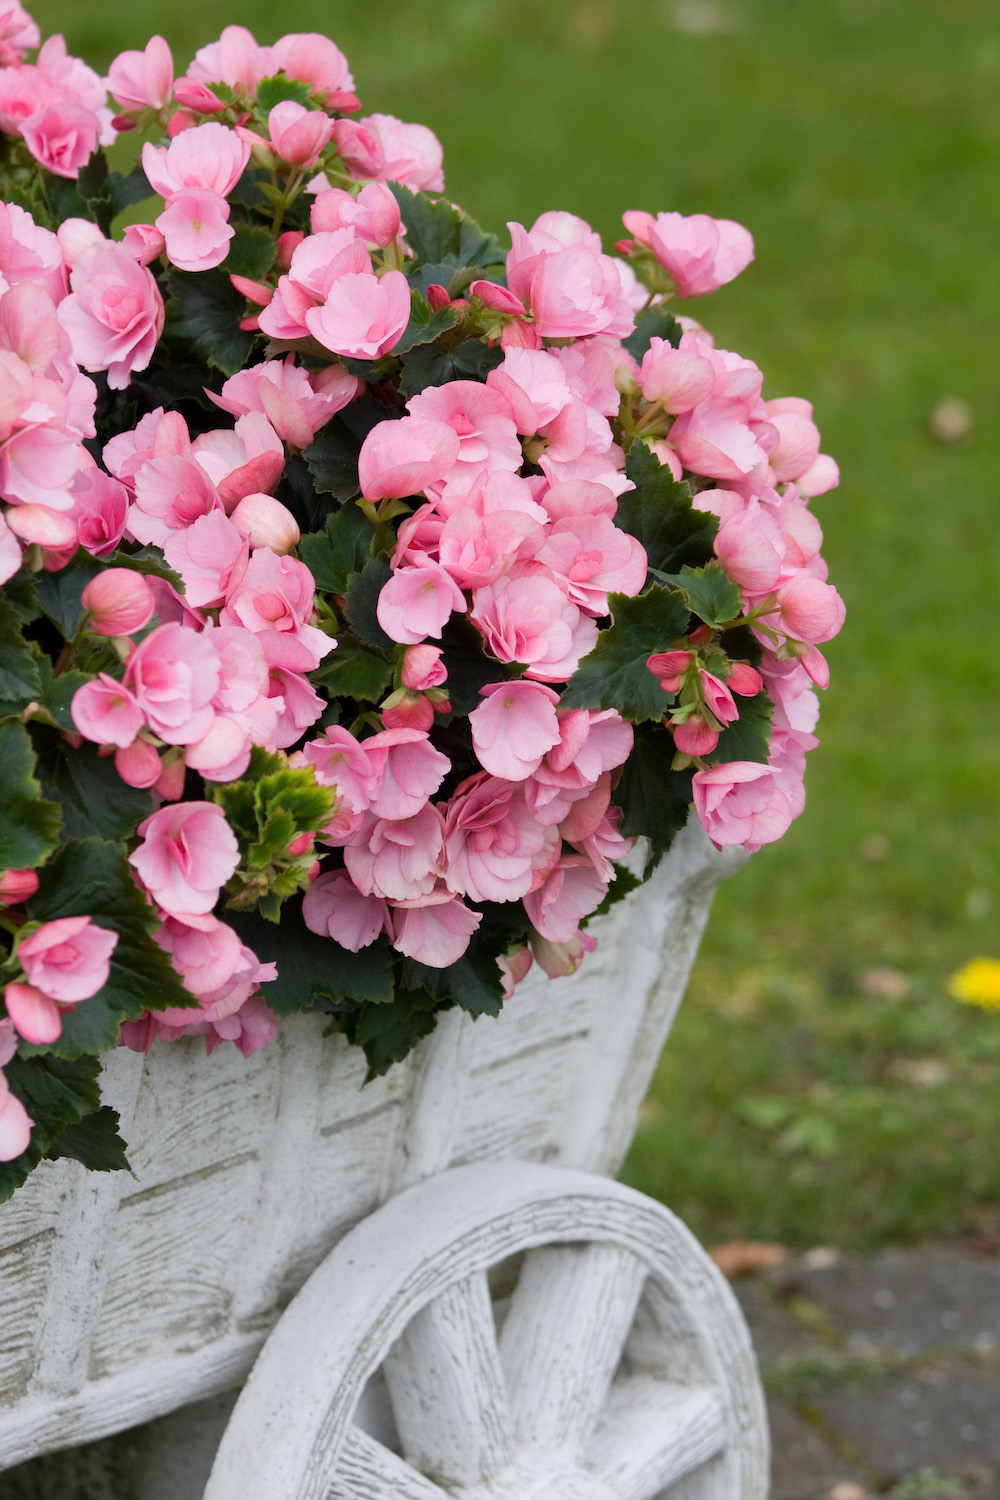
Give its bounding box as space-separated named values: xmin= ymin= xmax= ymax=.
xmin=0 ymin=27 xmax=112 ymax=179
xmin=3 ymin=915 xmax=117 ymax=1051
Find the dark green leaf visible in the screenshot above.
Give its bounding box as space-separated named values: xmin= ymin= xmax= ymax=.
xmin=226 ymin=902 xmax=395 ymax=1013
xmin=297 ymin=502 xmax=375 ymax=592
xmin=32 ymin=553 xmax=102 ymax=638
xmin=437 ymin=615 xmax=500 ymax=715
xmin=164 ymin=268 xmax=256 ymax=376
xmin=340 ymin=985 xmax=442 ymax=1078
xmin=0 ymin=722 xmax=61 ymax=869
xmin=303 ymin=418 xmax=362 ymax=500
xmin=623 ymin=305 xmax=683 ymax=361
xmin=561 ymin=586 xmax=690 ymax=721
xmin=404 ymin=941 xmax=504 ymax=1019
xmin=27 ymin=837 xmax=198 ymax=1056
xmin=0 ymin=594 xmax=42 ymax=704
xmin=39 ymin=669 xmax=91 ymax=733
xmin=345 ymin=557 xmax=395 ymax=649
xmin=310 ymin=638 xmax=393 ymax=702
xmin=34 ymin=736 xmax=152 ymax=843
xmin=115 ymin=545 xmax=185 ymax=593
xmin=616 ymin=729 xmax=694 ymax=862
xmin=399 ymin=335 xmax=503 ymax=399
xmin=47 ymin=1105 xmax=131 ymax=1173
xmin=660 ymin=561 xmax=743 ymax=627
xmin=105 ymin=165 xmax=154 ymax=217
xmin=703 ymin=688 xmax=772 ymax=765
xmin=388 ymin=183 xmax=506 ymax=276
xmin=616 ymin=442 xmax=718 ymax=576
xmin=256 ymin=74 xmax=314 ymax=111
xmin=223 ymin=222 xmax=277 ymax=281
xmin=0 ymin=1053 xmax=103 ymax=1204
xmin=227 ymin=166 xmax=270 ymax=212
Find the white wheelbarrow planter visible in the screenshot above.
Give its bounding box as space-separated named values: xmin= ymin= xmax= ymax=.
xmin=0 ymin=824 xmax=768 ymax=1499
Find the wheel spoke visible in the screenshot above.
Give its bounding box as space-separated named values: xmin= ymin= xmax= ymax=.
xmin=381 ymin=1270 xmax=513 ymax=1486
xmin=499 ymin=1242 xmax=646 ymax=1455
xmin=334 ymin=1425 xmax=451 ymax=1498
xmin=584 ymin=1373 xmax=725 ymax=1500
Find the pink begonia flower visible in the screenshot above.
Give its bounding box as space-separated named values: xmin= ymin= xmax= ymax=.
xmin=362 ymin=727 xmax=451 ymax=821
xmin=692 ymin=761 xmax=795 ymax=854
xmin=162 ymin=510 xmax=248 ymax=610
xmin=506 ymin=218 xmax=633 ymax=341
xmin=0 ymin=4 xmax=38 ymax=66
xmin=115 ymin=738 xmax=162 ymax=789
xmin=128 ymin=453 xmax=223 ymax=546
xmin=358 ymin=112 xmax=444 ymax=192
xmin=210 ymin=358 xmax=358 ymax=449
xmin=184 ymin=24 xmax=269 ymax=93
xmin=311 ymin=183 xmax=400 ymax=247
xmin=120 ymin=223 xmax=167 ymax=266
xmin=640 ymin=336 xmax=715 ymax=413
xmin=5 ymin=980 xmax=61 ymax=1044
xmin=183 ymin=711 xmax=253 ymax=782
xmin=267 ymin=101 xmax=335 ymax=168
xmin=773 ymin=575 xmax=846 ymax=644
xmin=358 ymin=414 xmax=460 ymax=502
xmin=303 ymin=871 xmax=391 ymax=952
xmin=381 ymin=691 xmax=435 ymax=733
xmin=268 ymin=31 xmax=354 ymax=97
xmin=536 ymin=514 xmax=647 ymax=615
xmin=470 ymin=566 xmax=598 ymax=682
xmin=130 ymin=801 xmax=240 ymax=920
xmin=220 ymin=548 xmax=334 ymax=671
xmin=390 ymin=892 xmax=481 ymax=968
xmin=305 ymin=268 xmax=411 ymax=360
xmin=469 ymin=280 xmax=527 ymax=316
xmin=407 ymin=380 xmax=522 ymax=499
xmin=152 ymin=914 xmax=252 ymax=1009
xmin=207 ymin=994 xmax=279 ymax=1058
xmin=401 ymin=644 xmax=447 ymax=692
xmin=229 ymin=492 xmax=300 ymax=553
xmin=796 ymin=452 xmax=839 ymax=498
xmin=301 ymin=725 xmax=376 ymax=813
xmin=567 ymin=800 xmax=635 ymax=881
xmin=155 ymin=188 xmax=235 ymax=274
xmin=264 ymin=664 xmax=324 ymax=750
xmin=107 ymin=35 xmax=173 ymax=113
xmin=20 ymin=102 xmax=100 ymax=180
xmin=4 ymin=503 xmax=76 ymax=548
xmin=537 ymin=479 xmax=619 ymax=523
xmin=142 ymin=121 xmax=250 ymax=198
xmin=530 ymin=926 xmax=597 ymax=979
xmin=498 ymin=943 xmax=533 ymax=999
xmin=622 ymin=209 xmax=754 ymax=298
xmin=0 ymin=424 xmax=87 ymax=511
xmin=123 ymin=621 xmax=222 ymax=745
xmin=709 ymin=495 xmax=786 ymax=593
xmin=765 ymin=396 xmax=822 ymax=484
xmin=376 ymin=559 xmax=466 ymax=644
xmin=258 ymin=228 xmax=370 ymax=341
xmin=71 ymin=672 xmax=145 ymax=748
xmin=80 ymin=568 xmax=154 ymax=636
xmin=0 ymin=868 xmax=39 ymax=906
xmin=523 ymin=855 xmax=608 ymax=944
xmin=57 ymin=241 xmax=164 ymax=390
xmin=56 ymin=216 xmax=105 ymax=268
xmin=0 ymin=1016 xmax=15 ymax=1064
xmin=436 ymin=505 xmax=544 ymax=591
xmin=191 ymin=412 xmax=284 ymax=507
xmin=67 ymin=468 xmax=126 ymax=558
xmin=647 ymin=649 xmax=694 ymax=694
xmin=469 ymin=680 xmax=561 ymax=781
xmin=759 ymin=656 xmax=819 ymax=735
xmin=0 ymin=1064 xmax=33 ymax=1161
xmin=443 ymin=770 xmax=560 ymax=904
xmin=345 ymin=803 xmax=445 ymax=902
xmin=0 ymin=510 xmax=21 ymax=584
xmin=17 ymin=915 xmax=118 ymax=1003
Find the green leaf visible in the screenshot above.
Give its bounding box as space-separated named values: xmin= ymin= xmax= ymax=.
xmin=164 ymin=268 xmax=256 ymax=376
xmin=345 ymin=557 xmax=395 ymax=649
xmin=561 ymin=587 xmax=690 ymax=721
xmin=340 ymin=986 xmax=442 ymax=1078
xmin=27 ymin=837 xmax=198 ymax=1056
xmin=703 ymin=688 xmax=772 ymax=765
xmin=105 ymin=164 xmax=154 ymax=217
xmin=223 ymin=221 xmax=277 ymax=281
xmin=660 ymin=561 xmax=743 ymax=628
xmin=392 ymin=291 xmax=458 ymax=355
xmin=32 ymin=553 xmax=102 ymax=638
xmin=226 ymin=903 xmax=395 ymax=1013
xmin=34 ymin=735 xmax=152 ymax=843
xmin=310 ymin=638 xmax=393 ymax=702
xmin=404 ymin=941 xmax=504 ymax=1020
xmin=0 ymin=1053 xmax=103 ymax=1204
xmin=47 ymin=1105 xmax=131 ymax=1173
xmin=388 ymin=183 xmax=506 ymax=276
xmin=255 ymin=73 xmax=314 ymax=111
xmin=302 ymin=418 xmax=362 ymax=500
xmin=227 ymin=166 xmax=270 ymax=212
xmin=0 ymin=594 xmax=42 ymax=704
xmin=0 ymin=722 xmax=61 ymax=869
xmin=39 ymin=669 xmax=91 ymax=733
xmin=297 ymin=502 xmax=374 ymax=592
xmin=615 ymin=729 xmax=694 ymax=863
xmin=398 ymin=335 xmax=503 ymax=399
xmin=616 ymin=442 xmax=718 ymax=576
xmin=437 ymin=614 xmax=500 ymax=715
xmin=623 ymin=305 xmax=683 ymax=362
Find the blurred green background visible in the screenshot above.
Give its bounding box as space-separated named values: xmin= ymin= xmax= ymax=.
xmin=34 ymin=0 xmax=1000 ymax=1249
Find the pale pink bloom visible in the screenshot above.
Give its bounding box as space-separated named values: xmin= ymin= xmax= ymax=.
xmin=258 ymin=228 xmax=371 ymax=341
xmin=184 ymin=24 xmax=269 ymax=93
xmin=359 ymin=112 xmax=444 ymax=191
xmin=436 ymin=506 xmax=543 ymax=590
xmin=669 ymin=400 xmax=771 ymax=485
xmin=529 ymin=927 xmax=597 ymax=978
xmin=208 ymin=994 xmax=279 ymax=1058
xmin=765 ymin=396 xmax=822 ymax=484
xmin=376 ymin=559 xmax=466 ymax=644
xmin=191 ymin=412 xmax=284 ymax=507
xmin=0 ymin=65 xmax=53 ymax=142
xmin=152 ymin=914 xmax=248 ymax=1008
xmin=58 ymin=241 xmax=164 ymax=390
xmin=506 ymin=219 xmax=633 ymax=340
xmin=0 ymin=509 xmax=19 ymax=583
xmin=390 ymin=892 xmax=481 ymax=967
xmin=104 ymin=406 xmax=191 ymax=493
xmin=345 ymin=803 xmax=445 ymax=901
xmin=18 ymin=915 xmax=118 ymax=1003
xmin=773 ymin=575 xmax=846 ymax=644
xmin=796 ymin=452 xmax=839 ymax=498
xmin=20 ymin=102 xmax=99 ymax=180
xmin=71 ymin=672 xmax=145 ymax=747
xmin=311 ymin=183 xmax=401 ymax=248
xmin=4 ymin=502 xmax=75 ymax=547
xmin=115 ymin=738 xmax=162 ymax=789
xmin=470 ymin=565 xmax=598 ymax=682
xmin=362 ymin=727 xmax=450 ymax=821
xmin=4 ymin=980 xmax=61 ymax=1044
xmin=523 ymin=855 xmax=607 ymax=943
xmin=81 ymin=567 xmax=154 ymax=635
xmin=0 ymin=869 xmax=38 ymax=906
xmin=34 ymin=35 xmax=108 ymax=119
xmin=381 ymin=691 xmax=435 ymax=733
xmin=569 ymin=803 xmax=635 ymax=882
xmin=537 ymin=478 xmax=619 ymax=523
xmin=0 ymin=1064 xmax=33 ymax=1160
xmin=302 ymin=725 xmax=376 ymax=812
xmin=640 ymin=336 xmax=715 ymax=412
xmin=764 ymin=486 xmax=823 ymax=570
xmin=498 ymin=943 xmax=533 ymax=998
xmin=759 ymin=655 xmax=819 ymax=734
xmin=443 ymin=770 xmax=560 ymax=904
xmin=469 ymin=279 xmax=527 ymax=316
xmin=155 ymin=188 xmax=234 ymax=273
xmin=210 ymin=357 xmax=358 ymax=448
xmin=120 ymin=223 xmax=166 ymax=266
xmin=622 ymin=209 xmax=754 ymax=298
xmin=0 ymin=424 xmax=86 ymax=510
xmin=130 ymin=801 xmax=240 ymax=919
xmin=229 ymin=492 xmax=300 ymax=553
xmin=487 ymin=346 xmax=574 ymax=434
xmin=305 ymin=268 xmax=411 ymax=360
xmin=0 ymin=4 xmax=38 ymax=66
xmin=469 ymin=679 xmax=561 ymax=781
xmin=401 ymin=644 xmax=447 ymax=691
xmin=108 ymin=35 xmax=173 ymax=113
xmin=123 ymin=621 xmax=221 ymax=745
xmin=162 ymin=510 xmax=248 ymax=609
xmin=143 ymin=121 xmax=250 ymax=197
xmin=129 ymin=453 xmax=223 ymax=546
xmin=302 ymin=870 xmax=390 ymax=951
xmin=56 ymin=217 xmax=105 ymax=267
xmin=220 ymin=547 xmax=333 ymax=671
xmin=267 ymin=101 xmax=335 ymax=169
xmin=264 ymin=664 xmax=324 ymax=749
xmin=407 ymin=380 xmax=522 ymax=499
xmin=536 ymin=514 xmax=647 ymax=615
xmin=708 ymin=495 xmax=785 ymax=592
xmin=267 ymin=31 xmax=354 ymax=97
xmin=693 ymin=761 xmax=796 ymax=853
xmin=537 ymin=447 xmax=631 ymax=498
xmin=358 ymin=413 xmax=460 ymax=502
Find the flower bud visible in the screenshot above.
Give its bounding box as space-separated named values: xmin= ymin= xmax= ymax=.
xmin=81 ymin=569 xmax=155 ymax=636
xmin=0 ymin=869 xmax=39 ymax=906
xmin=56 ymin=217 xmax=105 ymax=267
xmin=229 ymin=493 xmax=300 ymax=553
xmin=154 ymin=751 xmax=187 ymax=802
xmin=115 ymin=739 xmax=162 ymax=788
xmin=400 ymin=644 xmax=447 ymax=691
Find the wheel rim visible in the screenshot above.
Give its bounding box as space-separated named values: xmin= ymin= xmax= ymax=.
xmin=204 ymin=1162 xmax=768 ymax=1500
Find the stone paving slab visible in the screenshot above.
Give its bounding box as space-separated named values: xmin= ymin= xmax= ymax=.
xmin=764 ymin=1395 xmax=869 ymax=1500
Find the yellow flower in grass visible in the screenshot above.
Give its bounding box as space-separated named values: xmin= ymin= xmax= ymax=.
xmin=947 ymin=958 xmax=1000 ymax=1011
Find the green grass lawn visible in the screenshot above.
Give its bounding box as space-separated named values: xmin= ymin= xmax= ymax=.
xmin=29 ymin=0 xmax=1000 ymax=1248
